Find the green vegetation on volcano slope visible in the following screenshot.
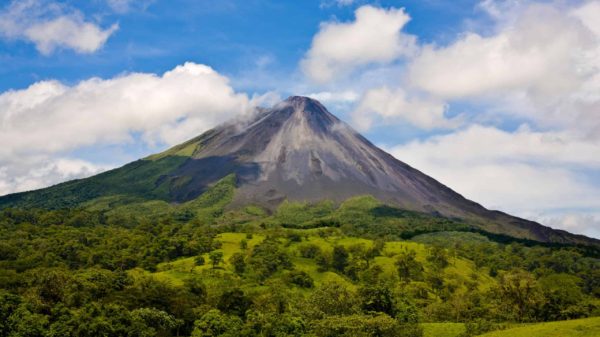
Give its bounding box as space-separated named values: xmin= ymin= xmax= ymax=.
xmin=1 ymin=184 xmax=599 ymax=337
xmin=0 ymin=155 xmax=191 ymax=209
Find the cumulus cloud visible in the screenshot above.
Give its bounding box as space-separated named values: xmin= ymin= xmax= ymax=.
xmin=409 ymin=4 xmax=593 ymax=99
xmin=536 ymin=213 xmax=600 ymax=239
xmin=351 ymin=86 xmax=460 ymax=131
xmin=407 ymin=1 xmax=600 ymax=136
xmin=386 ymin=125 xmax=600 ymax=221
xmin=0 ymin=157 xmax=110 ymax=196
xmin=0 ymin=0 xmax=118 ymax=54
xmin=302 ymin=5 xmax=416 ymax=83
xmin=0 ymin=62 xmax=251 ymax=157
xmin=0 ymin=62 xmax=254 ymax=195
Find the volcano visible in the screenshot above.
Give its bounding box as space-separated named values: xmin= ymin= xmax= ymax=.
xmin=0 ymin=96 xmax=596 ymax=245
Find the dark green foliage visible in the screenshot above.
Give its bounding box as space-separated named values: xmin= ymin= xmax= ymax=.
xmin=311 ymin=314 xmax=420 ymax=337
xmin=287 ymin=270 xmax=314 ymax=288
xmin=332 ymin=245 xmax=349 ymax=273
xmin=0 ymin=156 xmax=190 ymax=209
xmin=308 ymin=282 xmax=358 ymax=317
xmin=217 ymin=289 xmax=251 ymax=318
xmin=396 ymin=250 xmax=424 ymax=282
xmin=192 ymin=309 xmax=242 ymax=337
xmin=358 ymin=284 xmax=398 ymax=317
xmin=195 ymin=255 xmax=205 ymax=266
xmin=298 ymin=243 xmax=321 ymax=259
xmin=209 ymin=251 xmax=224 ymax=269
xmin=248 ymin=238 xmax=292 ymax=280
xmin=229 ymin=252 xmax=246 ymax=275
xmin=427 ymin=246 xmax=450 ymax=270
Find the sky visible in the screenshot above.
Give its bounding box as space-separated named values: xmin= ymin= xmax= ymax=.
xmin=1 ymin=0 xmax=599 ymax=238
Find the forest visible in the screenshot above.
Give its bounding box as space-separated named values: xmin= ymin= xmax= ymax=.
xmin=0 ymin=188 xmax=599 ymax=337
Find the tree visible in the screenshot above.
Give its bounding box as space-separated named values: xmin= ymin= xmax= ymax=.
xmin=494 ymin=269 xmax=544 ymax=322
xmin=309 ymin=282 xmax=358 ymax=317
xmin=395 ymin=250 xmax=423 ymax=282
xmin=538 ymin=273 xmax=586 ymax=320
xmin=311 ymin=313 xmax=414 ymax=337
xmin=358 ymin=284 xmax=397 ymax=317
xmin=298 ymin=243 xmax=321 ymax=259
xmin=217 ymin=289 xmax=251 ymax=318
xmin=248 ymin=239 xmax=292 ymax=280
xmin=427 ymin=246 xmax=449 ymax=270
xmin=209 ymin=251 xmax=224 ymax=269
xmin=184 ymin=278 xmax=207 ymax=301
xmin=229 ymin=253 xmax=246 ymax=275
xmin=6 ymin=305 xmax=49 ymax=337
xmin=130 ymin=307 xmax=181 ymax=337
xmin=332 ymin=246 xmax=349 ymax=273
xmin=287 ymin=270 xmax=314 ymax=288
xmin=192 ymin=309 xmax=242 ymax=337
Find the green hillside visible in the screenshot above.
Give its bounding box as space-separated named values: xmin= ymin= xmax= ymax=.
xmin=478 ymin=317 xmax=600 ymax=337
xmin=0 ymin=178 xmax=599 ymax=336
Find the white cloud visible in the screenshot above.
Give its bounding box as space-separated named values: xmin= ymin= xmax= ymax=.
xmin=0 ymin=62 xmax=254 ymax=195
xmin=571 ymin=1 xmax=600 ymax=36
xmin=407 ymin=1 xmax=600 ymax=136
xmin=351 ymin=86 xmax=460 ymax=131
xmin=0 ymin=0 xmax=118 ymax=55
xmin=386 ymin=125 xmax=600 ymax=234
xmin=409 ymin=5 xmax=593 ymax=99
xmin=320 ymin=0 xmax=357 ymax=9
xmin=306 ymin=90 xmax=359 ymax=104
xmin=0 ymin=62 xmax=251 ymax=157
xmin=106 ymin=0 xmax=154 ymax=14
xmin=302 ymin=5 xmax=416 ymax=83
xmin=0 ymin=157 xmax=111 ymax=196
xmin=535 ymin=213 xmax=600 ymax=239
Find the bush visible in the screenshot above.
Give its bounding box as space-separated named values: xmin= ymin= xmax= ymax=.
xmin=298 ymin=243 xmax=321 ymax=259
xmin=287 ymin=270 xmax=314 ymax=288
xmin=310 ymin=313 xmax=421 ymax=337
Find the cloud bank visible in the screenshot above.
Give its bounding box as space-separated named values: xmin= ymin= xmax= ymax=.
xmin=0 ymin=0 xmax=118 ymax=54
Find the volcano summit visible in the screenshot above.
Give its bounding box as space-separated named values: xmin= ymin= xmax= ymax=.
xmin=0 ymin=96 xmax=596 ymax=245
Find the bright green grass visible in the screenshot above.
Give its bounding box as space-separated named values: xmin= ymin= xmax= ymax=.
xmin=477 ymin=317 xmax=600 ymax=337
xmin=422 ymin=323 xmax=465 ymax=337
xmin=151 ymin=231 xmax=497 ymax=298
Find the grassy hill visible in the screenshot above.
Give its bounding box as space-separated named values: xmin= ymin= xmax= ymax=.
xmin=478 ymin=317 xmax=600 ymax=336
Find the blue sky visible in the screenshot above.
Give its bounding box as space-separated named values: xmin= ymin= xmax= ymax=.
xmin=0 ymin=0 xmax=483 ymax=92
xmin=1 ymin=0 xmax=600 ymax=238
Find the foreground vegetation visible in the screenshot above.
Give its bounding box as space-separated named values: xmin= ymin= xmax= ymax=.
xmin=478 ymin=317 xmax=600 ymax=337
xmin=0 ymin=178 xmax=598 ymax=336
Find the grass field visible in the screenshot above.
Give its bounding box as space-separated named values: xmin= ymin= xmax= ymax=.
xmin=422 ymin=323 xmax=466 ymax=337
xmin=477 ymin=317 xmax=600 ymax=337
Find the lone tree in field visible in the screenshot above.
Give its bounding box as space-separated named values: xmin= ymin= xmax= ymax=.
xmin=209 ymin=251 xmax=224 ymax=269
